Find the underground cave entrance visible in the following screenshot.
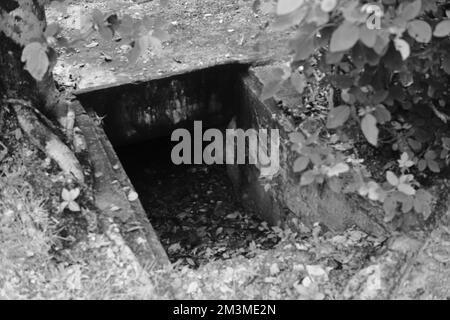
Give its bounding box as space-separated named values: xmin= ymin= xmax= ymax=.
xmin=115 ymin=136 xmax=280 ymax=267
xmin=75 ymin=63 xmax=281 ymax=267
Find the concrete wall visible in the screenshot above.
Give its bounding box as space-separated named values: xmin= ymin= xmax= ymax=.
xmin=232 ymin=66 xmax=391 ymax=237
xmin=76 ymin=64 xmax=248 ymax=146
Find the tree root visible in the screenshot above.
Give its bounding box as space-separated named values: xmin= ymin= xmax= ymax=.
xmin=8 ymin=99 xmax=85 ymax=183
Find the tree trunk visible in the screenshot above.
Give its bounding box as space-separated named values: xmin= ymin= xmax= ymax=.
xmin=0 ymin=0 xmax=65 ymax=118
xmin=1 ymin=1 xmax=85 ymax=183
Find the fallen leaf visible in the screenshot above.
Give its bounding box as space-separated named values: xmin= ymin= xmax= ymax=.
xmin=85 ymin=41 xmax=99 ymax=48
xmin=270 ymin=263 xmax=280 ymax=275
xmin=128 ymin=191 xmax=139 ymax=202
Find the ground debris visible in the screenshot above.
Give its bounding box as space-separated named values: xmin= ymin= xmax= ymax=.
xmin=152 ymin=226 xmax=386 ymax=299
xmin=117 ymin=140 xmax=282 ymax=268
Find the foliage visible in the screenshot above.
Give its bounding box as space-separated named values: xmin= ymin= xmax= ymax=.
xmin=60 ymin=187 xmax=81 ymax=212
xmin=21 ymin=42 xmax=49 ymax=81
xmin=258 ymin=0 xmax=450 ymax=223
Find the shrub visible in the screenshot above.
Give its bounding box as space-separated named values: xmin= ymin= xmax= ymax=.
xmin=259 ymin=0 xmax=450 ymax=223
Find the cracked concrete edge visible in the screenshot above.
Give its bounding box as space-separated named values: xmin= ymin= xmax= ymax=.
xmin=72 ymin=57 xmax=274 ymax=96
xmin=72 ymin=99 xmax=170 ymax=269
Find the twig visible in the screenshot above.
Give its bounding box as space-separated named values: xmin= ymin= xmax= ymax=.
xmin=428 ymin=103 xmax=450 ymax=124
xmin=328 ymin=87 xmax=335 ymax=110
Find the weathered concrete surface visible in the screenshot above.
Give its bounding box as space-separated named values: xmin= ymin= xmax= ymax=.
xmin=75 ymin=63 xmax=249 ymax=145
xmin=48 ymin=0 xmax=289 ymax=91
xmin=73 ymin=100 xmax=169 ymax=268
xmin=233 ymin=65 xmax=391 ymax=238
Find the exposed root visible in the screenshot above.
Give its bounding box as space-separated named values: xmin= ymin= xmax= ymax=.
xmin=8 ymin=99 xmax=85 ymax=183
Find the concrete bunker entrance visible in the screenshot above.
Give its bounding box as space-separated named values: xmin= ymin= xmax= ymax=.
xmin=76 ymin=63 xmax=281 ymax=267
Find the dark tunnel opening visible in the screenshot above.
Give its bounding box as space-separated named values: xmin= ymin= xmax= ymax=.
xmin=76 ymin=63 xmax=281 ymax=267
